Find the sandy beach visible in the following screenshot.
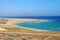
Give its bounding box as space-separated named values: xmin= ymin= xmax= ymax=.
xmin=0 ymin=18 xmax=60 ymax=40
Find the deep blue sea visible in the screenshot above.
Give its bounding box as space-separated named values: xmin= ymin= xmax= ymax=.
xmin=1 ymin=16 xmax=60 ymax=20
xmin=1 ymin=16 xmax=60 ymax=32
xmin=0 ymin=16 xmax=60 ymax=20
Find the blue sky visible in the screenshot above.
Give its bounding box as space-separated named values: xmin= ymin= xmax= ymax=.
xmin=0 ymin=0 xmax=60 ymax=16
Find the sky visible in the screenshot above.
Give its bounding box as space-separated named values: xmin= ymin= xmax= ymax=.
xmin=0 ymin=0 xmax=60 ymax=16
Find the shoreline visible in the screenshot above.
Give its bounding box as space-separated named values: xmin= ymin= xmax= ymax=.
xmin=0 ymin=18 xmax=60 ymax=33
xmin=14 ymin=24 xmax=50 ymax=31
xmin=10 ymin=18 xmax=50 ymax=32
xmin=11 ymin=19 xmax=56 ymax=32
xmin=14 ymin=23 xmax=60 ymax=32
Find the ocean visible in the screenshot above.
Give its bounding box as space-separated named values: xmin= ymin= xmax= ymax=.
xmin=0 ymin=16 xmax=60 ymax=32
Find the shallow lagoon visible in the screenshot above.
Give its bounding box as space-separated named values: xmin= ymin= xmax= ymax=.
xmin=17 ymin=20 xmax=60 ymax=32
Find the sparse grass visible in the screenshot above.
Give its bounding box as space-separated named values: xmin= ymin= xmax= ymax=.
xmin=0 ymin=22 xmax=6 ymax=24
xmin=3 ymin=26 xmax=21 ymax=31
xmin=1 ymin=26 xmax=36 ymax=33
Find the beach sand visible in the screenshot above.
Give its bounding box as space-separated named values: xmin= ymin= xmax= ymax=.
xmin=0 ymin=18 xmax=60 ymax=40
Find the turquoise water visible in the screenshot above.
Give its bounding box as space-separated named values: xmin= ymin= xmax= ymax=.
xmin=17 ymin=20 xmax=60 ymax=32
